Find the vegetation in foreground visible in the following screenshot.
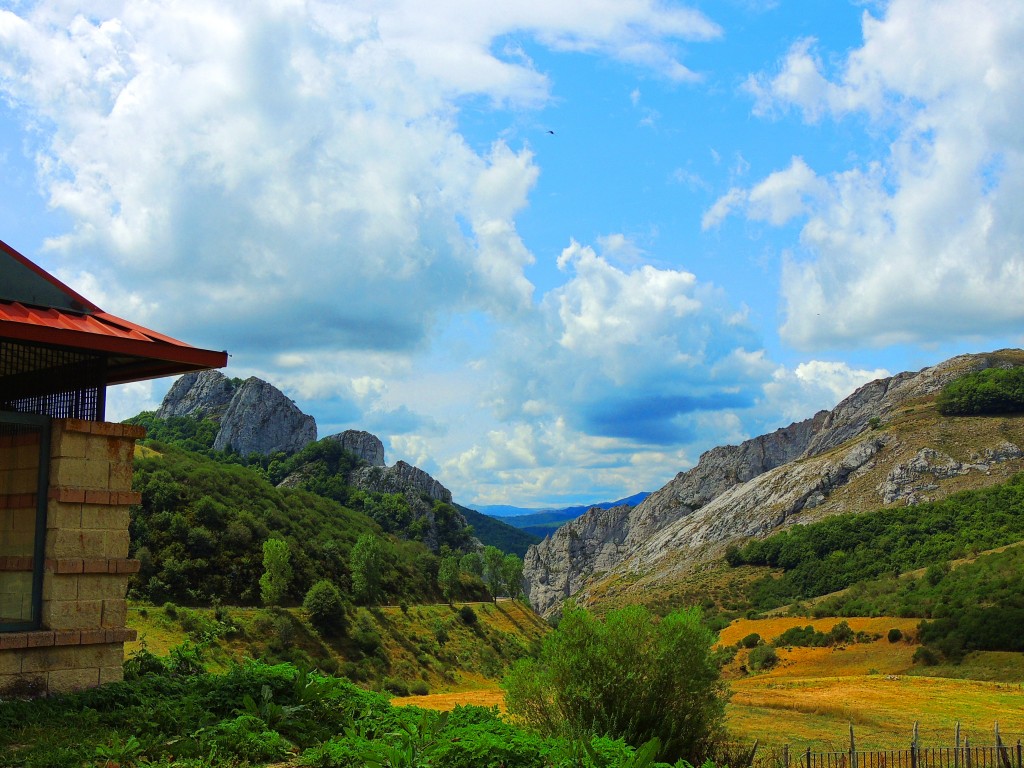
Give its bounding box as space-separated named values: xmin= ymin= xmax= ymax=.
xmin=503 ymin=605 xmax=726 ymax=766
xmin=2 ymin=607 xmax=737 ymax=768
xmin=126 ymin=598 xmax=549 ymax=694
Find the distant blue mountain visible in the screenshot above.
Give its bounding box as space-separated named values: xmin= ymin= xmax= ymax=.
xmin=477 ymin=492 xmax=649 ymax=519
xmin=476 ymin=492 xmax=650 ymax=538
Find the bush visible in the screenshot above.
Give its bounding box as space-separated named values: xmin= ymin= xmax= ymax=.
xmin=740 ymin=632 xmax=761 ymax=648
xmin=936 ymin=366 xmax=1024 ymax=415
xmin=303 ymin=580 xmax=346 ymax=633
xmin=747 ymin=644 xmax=778 ymax=672
xmin=459 ymin=605 xmax=478 ymax=625
xmin=502 ymin=604 xmax=725 ymax=764
xmin=913 ymin=646 xmax=941 ymax=666
xmin=887 ymin=628 xmax=904 ymax=643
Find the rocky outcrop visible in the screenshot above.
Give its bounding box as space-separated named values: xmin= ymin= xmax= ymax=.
xmin=156 ymin=370 xmax=236 ymax=420
xmin=212 ymin=378 xmax=317 ymax=456
xmin=157 ymin=372 xmax=318 ymax=457
xmin=878 ymin=442 xmax=1023 ymax=505
xmin=523 ymin=350 xmax=1024 ymax=617
xmin=349 ymin=460 xmax=453 ymax=504
xmin=323 ymin=430 xmax=386 ymax=467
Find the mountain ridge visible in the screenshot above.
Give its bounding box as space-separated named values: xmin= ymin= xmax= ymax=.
xmin=523 ymin=349 xmax=1024 ymax=617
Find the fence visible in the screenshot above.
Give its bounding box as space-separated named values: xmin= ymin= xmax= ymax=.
xmin=754 ymin=723 xmax=1023 ymax=768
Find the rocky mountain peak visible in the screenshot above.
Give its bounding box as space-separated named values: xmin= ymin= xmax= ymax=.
xmin=156 ymin=372 xmax=316 ymax=457
xmin=211 ymin=377 xmax=317 ymax=456
xmin=523 ymin=349 xmax=1024 ymax=617
xmin=156 ymin=370 xmax=236 ymax=420
xmin=323 ymin=430 xmax=386 ymax=467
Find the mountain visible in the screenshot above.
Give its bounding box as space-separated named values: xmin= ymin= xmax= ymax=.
xmin=477 ymin=492 xmax=649 ymax=519
xmin=142 ymin=372 xmax=530 ymax=557
xmin=457 ymin=505 xmax=541 ymax=558
xmin=159 ymin=370 xmax=317 ymax=455
xmin=501 ymin=493 xmax=651 ymax=537
xmin=523 ymin=349 xmax=1024 ymax=617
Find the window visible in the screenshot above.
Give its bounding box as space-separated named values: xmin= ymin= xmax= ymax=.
xmin=0 ymin=412 xmax=49 ymax=631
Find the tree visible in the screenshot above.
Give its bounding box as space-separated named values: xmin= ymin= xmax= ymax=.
xmin=350 ymin=534 xmax=386 ymax=605
xmin=481 ymin=545 xmax=504 ymax=601
xmin=259 ymin=538 xmax=292 ymax=606
xmin=501 ymin=553 xmax=523 ymax=600
xmin=437 ymin=556 xmax=460 ymax=605
xmin=502 ymin=604 xmax=726 ymax=764
xmin=303 ymin=579 xmax=346 ymax=634
xmin=459 ymin=552 xmax=483 ymax=578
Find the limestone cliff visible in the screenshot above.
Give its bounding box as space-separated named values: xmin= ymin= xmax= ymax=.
xmin=211 ymin=377 xmax=317 ymax=457
xmin=523 ymin=350 xmax=1024 ymax=617
xmin=323 ymin=430 xmax=386 ymax=468
xmin=156 ymin=370 xmax=236 ymax=420
xmin=157 ymin=371 xmax=317 ymax=456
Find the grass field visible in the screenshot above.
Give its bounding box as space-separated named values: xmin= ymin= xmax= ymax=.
xmin=395 ymin=614 xmax=1024 ymax=751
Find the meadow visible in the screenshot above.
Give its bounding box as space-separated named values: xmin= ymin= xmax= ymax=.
xmin=397 ymin=614 xmax=1024 ymax=752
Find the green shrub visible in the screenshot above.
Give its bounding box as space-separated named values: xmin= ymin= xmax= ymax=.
xmin=740 ymin=632 xmax=761 ymax=648
xmin=887 ymin=628 xmax=903 ymax=643
xmin=459 ymin=605 xmax=478 ymax=625
xmin=936 ymin=366 xmax=1024 ymax=415
xmin=303 ymin=579 xmax=346 ymax=633
xmin=913 ymin=646 xmax=941 ymax=666
xmin=747 ymin=644 xmax=778 ymax=672
xmin=383 ymin=677 xmax=410 ymax=696
xmin=411 ymin=680 xmax=430 ymax=696
xmin=502 ymin=604 xmax=725 ymax=764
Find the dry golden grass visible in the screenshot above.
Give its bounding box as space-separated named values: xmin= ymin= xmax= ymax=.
xmin=394 ymin=614 xmax=1024 ymax=749
xmin=392 ymin=687 xmax=507 ymax=712
xmin=719 ymin=617 xmax=921 ymax=649
xmin=723 ymin=617 xmax=1024 ymax=749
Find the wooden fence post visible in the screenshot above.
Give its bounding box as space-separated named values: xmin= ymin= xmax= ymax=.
xmin=912 ymin=741 xmax=918 ymax=768
xmin=956 ymin=722 xmax=961 ymax=768
xmin=852 ymin=724 xmax=858 ymax=768
xmin=807 ymin=746 xmax=812 ymax=768
xmin=784 ymin=744 xmax=790 ymax=768
xmin=966 ymin=737 xmax=972 ymax=768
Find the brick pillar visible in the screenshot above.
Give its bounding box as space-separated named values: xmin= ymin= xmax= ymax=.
xmin=0 ymin=419 xmax=143 ymax=696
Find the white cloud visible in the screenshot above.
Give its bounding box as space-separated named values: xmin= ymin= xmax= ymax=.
xmin=729 ymin=0 xmax=1024 ymax=349
xmin=0 ymin=0 xmax=719 ymax=361
xmin=486 ymin=238 xmax=770 ymax=448
xmin=761 ymin=360 xmax=891 ymax=425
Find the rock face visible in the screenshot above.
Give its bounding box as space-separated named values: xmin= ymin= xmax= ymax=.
xmin=349 ymin=461 xmax=453 ymax=504
xmin=156 ymin=370 xmax=236 ymax=420
xmin=157 ymin=372 xmax=317 ymax=457
xmin=323 ymin=430 xmax=386 ymax=467
xmin=212 ymin=378 xmax=317 ymax=457
xmin=523 ymin=350 xmax=1024 ymax=617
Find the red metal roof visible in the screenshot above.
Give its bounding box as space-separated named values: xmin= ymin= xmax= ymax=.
xmin=0 ymin=239 xmax=227 ymax=385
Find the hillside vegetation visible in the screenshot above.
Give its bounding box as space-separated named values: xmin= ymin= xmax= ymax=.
xmin=126 ymin=598 xmax=548 ymax=694
xmin=124 ymin=414 xmax=532 ymax=620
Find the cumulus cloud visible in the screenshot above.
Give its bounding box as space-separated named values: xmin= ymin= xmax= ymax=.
xmin=487 ymin=238 xmax=770 ymax=446
xmin=721 ymin=0 xmax=1024 ymax=349
xmin=442 ymin=417 xmax=695 ymax=506
xmin=761 ymin=360 xmax=891 ymax=425
xmin=0 ymin=0 xmax=717 ymax=359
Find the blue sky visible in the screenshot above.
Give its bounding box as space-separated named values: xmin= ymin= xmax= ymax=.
xmin=2 ymin=0 xmax=1022 ymax=507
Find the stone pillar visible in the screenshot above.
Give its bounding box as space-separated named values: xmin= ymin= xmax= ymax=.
xmin=0 ymin=419 xmax=143 ymax=696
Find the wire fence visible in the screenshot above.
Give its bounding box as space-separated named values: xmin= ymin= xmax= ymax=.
xmin=744 ymin=724 xmax=1023 ymax=768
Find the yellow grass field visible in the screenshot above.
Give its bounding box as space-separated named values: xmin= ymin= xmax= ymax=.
xmin=394 ymin=614 xmax=1024 ymax=751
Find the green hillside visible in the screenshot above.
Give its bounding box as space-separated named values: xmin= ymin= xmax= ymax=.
xmin=125 ymin=414 xmax=524 ymax=608
xmin=457 ymin=504 xmax=541 ymax=557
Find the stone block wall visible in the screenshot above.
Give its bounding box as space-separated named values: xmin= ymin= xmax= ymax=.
xmin=0 ymin=419 xmax=143 ymax=696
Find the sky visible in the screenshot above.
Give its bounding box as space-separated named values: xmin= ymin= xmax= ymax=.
xmin=2 ymin=0 xmax=1023 ymax=509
